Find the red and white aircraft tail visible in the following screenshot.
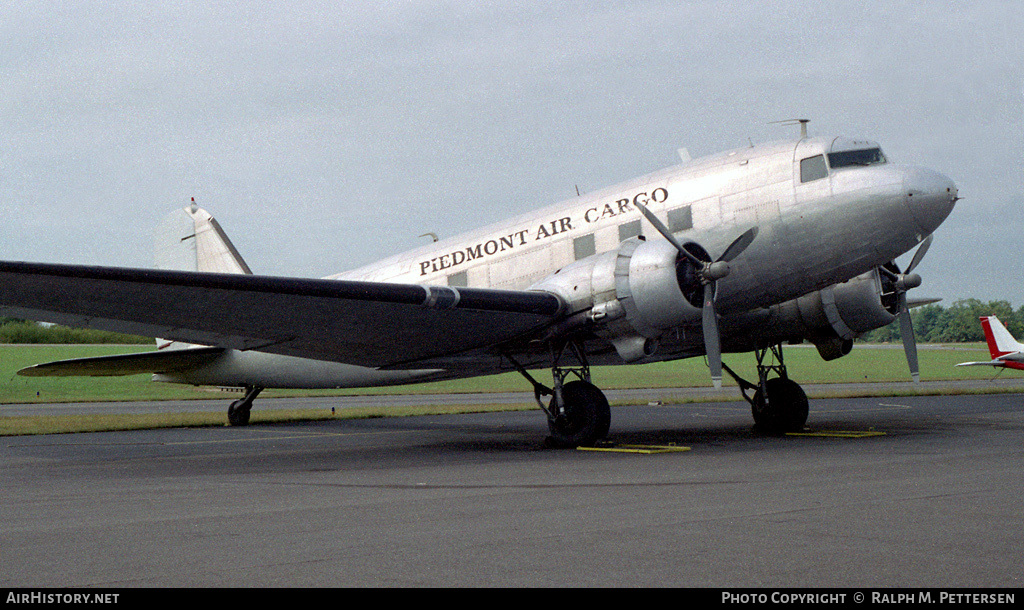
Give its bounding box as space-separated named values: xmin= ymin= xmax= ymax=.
xmin=956 ymin=316 xmax=1024 ymax=371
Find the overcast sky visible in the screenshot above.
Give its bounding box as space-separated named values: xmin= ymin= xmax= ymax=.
xmin=2 ymin=1 xmax=1021 ymax=306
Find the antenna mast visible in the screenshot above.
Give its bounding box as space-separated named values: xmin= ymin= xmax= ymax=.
xmin=770 ymin=118 xmax=810 ymax=139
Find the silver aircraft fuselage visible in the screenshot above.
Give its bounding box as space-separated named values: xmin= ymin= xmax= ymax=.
xmin=338 ymin=136 xmax=953 ymax=301
xmin=158 ymin=135 xmax=958 ymax=388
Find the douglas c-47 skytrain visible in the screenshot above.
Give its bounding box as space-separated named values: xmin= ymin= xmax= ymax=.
xmin=0 ymin=123 xmax=959 ymax=446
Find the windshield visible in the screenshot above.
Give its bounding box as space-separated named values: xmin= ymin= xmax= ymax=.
xmin=827 ymin=148 xmax=886 ymax=168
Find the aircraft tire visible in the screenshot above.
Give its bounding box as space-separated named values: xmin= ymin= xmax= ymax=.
xmin=751 ymin=377 xmax=808 ymax=435
xmin=546 ymin=380 xmax=611 ymax=448
xmin=227 ymin=400 xmax=251 ymax=426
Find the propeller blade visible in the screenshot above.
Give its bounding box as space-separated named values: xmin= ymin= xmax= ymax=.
xmin=904 ymin=234 xmax=933 ymax=274
xmin=702 ymin=283 xmax=722 ymax=389
xmin=882 ymin=234 xmax=931 ymax=383
xmin=634 ymin=201 xmax=756 ymax=391
xmin=897 ymin=292 xmax=920 ymax=384
xmin=633 ymin=200 xmax=704 ymax=267
xmin=718 ymin=226 xmax=759 ymax=263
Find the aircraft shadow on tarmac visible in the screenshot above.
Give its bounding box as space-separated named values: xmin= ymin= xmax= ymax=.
xmin=375 ymin=401 xmax=939 ymax=456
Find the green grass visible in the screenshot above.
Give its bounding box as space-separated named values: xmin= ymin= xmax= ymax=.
xmin=1 ymin=342 xmax=1014 ymax=436
xmin=0 ymin=342 xmax=1004 ymax=405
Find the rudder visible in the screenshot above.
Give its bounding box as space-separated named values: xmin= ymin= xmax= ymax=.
xmin=153 ymin=198 xmax=251 ymax=351
xmin=155 ymin=198 xmax=252 ymax=274
xmin=980 ymin=316 xmax=1024 ymax=358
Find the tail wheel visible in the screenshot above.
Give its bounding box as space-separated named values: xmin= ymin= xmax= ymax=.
xmin=226 ymin=386 xmax=262 ymax=427
xmin=751 ymin=377 xmax=808 ymax=435
xmin=547 ymin=380 xmax=611 ymax=448
xmin=227 ymin=400 xmax=251 ymax=426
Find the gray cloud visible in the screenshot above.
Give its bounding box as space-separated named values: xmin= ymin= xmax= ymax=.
xmin=1 ymin=1 xmax=1021 ymax=304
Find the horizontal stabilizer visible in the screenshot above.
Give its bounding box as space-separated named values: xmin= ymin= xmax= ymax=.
xmin=18 ymin=346 xmax=225 ymax=377
xmin=955 ymin=360 xmax=1004 ymax=368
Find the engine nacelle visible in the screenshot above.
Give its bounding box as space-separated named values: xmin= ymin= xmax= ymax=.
xmin=530 ymin=238 xmax=703 ymax=361
xmin=764 ymin=269 xmax=897 ymax=360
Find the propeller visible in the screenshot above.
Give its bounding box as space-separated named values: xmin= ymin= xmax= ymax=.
xmin=879 ymin=234 xmax=932 ymax=383
xmin=633 ymin=201 xmax=758 ymax=388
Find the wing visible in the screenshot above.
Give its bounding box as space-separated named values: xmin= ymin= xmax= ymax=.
xmin=0 ymin=261 xmax=564 ymax=368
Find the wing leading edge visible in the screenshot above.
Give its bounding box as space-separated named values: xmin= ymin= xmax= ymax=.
xmin=0 ymin=261 xmax=564 ymax=369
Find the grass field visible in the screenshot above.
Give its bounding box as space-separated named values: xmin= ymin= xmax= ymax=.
xmin=0 ymin=341 xmax=1004 ymax=404
xmin=2 ymin=342 xmax=1016 ymax=436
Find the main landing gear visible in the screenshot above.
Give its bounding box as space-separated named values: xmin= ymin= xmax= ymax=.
xmin=508 ymin=339 xmax=808 ymax=446
xmin=722 ymin=344 xmax=809 ymax=435
xmin=226 ymin=385 xmax=263 ymax=426
xmin=507 ymin=338 xmax=610 ymax=448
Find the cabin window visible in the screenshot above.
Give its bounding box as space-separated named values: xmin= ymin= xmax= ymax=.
xmin=447 ymin=271 xmax=468 ymax=287
xmin=827 ymin=148 xmax=886 ymax=169
xmin=800 ymin=155 xmax=828 ymax=183
xmin=668 ymin=205 xmax=693 ymax=232
xmin=573 ymin=234 xmax=596 ymax=260
xmin=618 ymin=220 xmax=641 ymax=241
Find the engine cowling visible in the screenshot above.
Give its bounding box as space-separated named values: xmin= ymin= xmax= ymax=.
xmin=530 ymin=237 xmax=704 ymax=361
xmin=532 ymin=241 xmax=901 ymax=364
xmin=762 ymin=269 xmax=897 ymax=360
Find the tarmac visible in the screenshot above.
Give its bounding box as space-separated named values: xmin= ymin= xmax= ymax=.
xmin=2 ymin=387 xmax=1022 ymax=587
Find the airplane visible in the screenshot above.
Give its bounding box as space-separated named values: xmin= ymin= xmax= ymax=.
xmin=0 ymin=124 xmax=959 ymax=446
xmin=956 ymin=316 xmax=1024 ymax=371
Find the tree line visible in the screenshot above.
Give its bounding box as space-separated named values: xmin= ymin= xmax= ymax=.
xmin=859 ymin=299 xmax=1023 ymax=343
xmin=0 ymin=319 xmax=151 ymax=344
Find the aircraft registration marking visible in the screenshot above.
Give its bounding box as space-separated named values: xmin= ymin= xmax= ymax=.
xmin=577 ymin=443 xmax=692 ymax=454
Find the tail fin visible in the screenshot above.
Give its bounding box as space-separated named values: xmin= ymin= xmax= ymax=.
xmin=980 ymin=316 xmax=1024 ymax=358
xmin=154 ymin=199 xmax=250 ymax=351
xmin=155 ymin=198 xmax=252 ymax=274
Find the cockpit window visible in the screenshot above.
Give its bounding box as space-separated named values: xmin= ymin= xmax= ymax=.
xmin=800 ymin=155 xmax=828 ymax=183
xmin=827 ymin=147 xmax=886 ymax=168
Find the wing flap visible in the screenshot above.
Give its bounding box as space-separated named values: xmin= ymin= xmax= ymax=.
xmin=0 ymin=262 xmax=564 ymax=368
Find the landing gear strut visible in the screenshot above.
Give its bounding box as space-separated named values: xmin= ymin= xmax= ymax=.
xmin=227 ymin=385 xmax=263 ymax=426
xmin=722 ymin=344 xmax=808 ymax=435
xmin=506 ymin=338 xmax=610 ymax=448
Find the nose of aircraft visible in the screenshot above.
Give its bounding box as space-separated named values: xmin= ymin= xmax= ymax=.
xmin=903 ymin=166 xmax=958 ymax=235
